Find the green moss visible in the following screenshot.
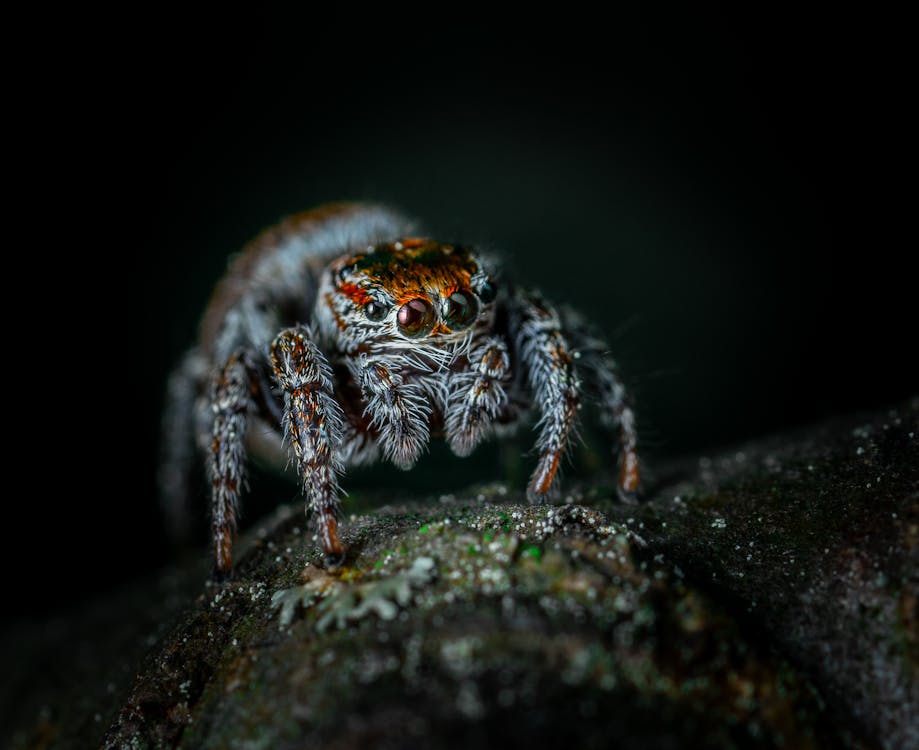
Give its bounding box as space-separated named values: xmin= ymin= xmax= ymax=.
xmin=520 ymin=543 xmax=542 ymax=560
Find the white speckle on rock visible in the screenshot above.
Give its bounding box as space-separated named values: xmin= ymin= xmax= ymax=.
xmin=456 ymin=681 xmax=485 ymax=719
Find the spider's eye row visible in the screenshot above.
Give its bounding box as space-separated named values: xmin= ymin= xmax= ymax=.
xmin=397 ymin=298 xmax=435 ymax=337
xmin=443 ymin=290 xmax=479 ymax=330
xmin=364 ymin=300 xmax=389 ymax=321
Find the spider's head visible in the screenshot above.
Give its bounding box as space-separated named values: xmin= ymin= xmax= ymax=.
xmin=322 ymin=238 xmax=497 ymax=353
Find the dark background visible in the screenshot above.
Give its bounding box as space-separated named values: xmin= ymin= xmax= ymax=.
xmin=16 ymin=9 xmax=913 ymax=617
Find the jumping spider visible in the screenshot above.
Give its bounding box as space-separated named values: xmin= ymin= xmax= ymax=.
xmin=160 ymin=203 xmax=639 ymax=576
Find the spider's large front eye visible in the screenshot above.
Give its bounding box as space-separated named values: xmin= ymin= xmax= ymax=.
xmin=443 ymin=290 xmax=479 ymax=330
xmin=397 ymin=298 xmax=435 ymax=337
xmin=364 ymin=300 xmax=389 ymax=321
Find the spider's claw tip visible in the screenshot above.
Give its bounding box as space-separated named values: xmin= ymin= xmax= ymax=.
xmin=616 ymin=486 xmax=640 ymax=505
xmin=526 ymin=486 xmax=551 ymax=505
xmin=324 ymin=550 xmax=345 ymax=569
xmin=210 ymin=566 xmax=234 ymax=584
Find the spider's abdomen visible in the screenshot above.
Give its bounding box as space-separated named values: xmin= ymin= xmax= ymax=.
xmin=200 ymin=204 xmax=416 ymax=362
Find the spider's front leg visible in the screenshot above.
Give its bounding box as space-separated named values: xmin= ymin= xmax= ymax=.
xmin=445 ymin=336 xmax=510 ymax=456
xmin=354 ymin=354 xmax=431 ymax=469
xmin=513 ymin=292 xmax=581 ymax=502
xmin=271 ymin=327 xmax=347 ymax=566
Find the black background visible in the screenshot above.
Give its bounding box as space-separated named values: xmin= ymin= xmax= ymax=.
xmin=15 ymin=9 xmax=914 ymax=617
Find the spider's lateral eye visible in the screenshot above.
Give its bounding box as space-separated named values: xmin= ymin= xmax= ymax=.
xmin=396 ymin=298 xmax=435 ymax=337
xmin=443 ymin=290 xmax=479 ymax=331
xmin=478 ymin=280 xmax=496 ymax=304
xmin=338 ymin=258 xmax=361 ymax=280
xmin=364 ymin=300 xmax=389 ymax=321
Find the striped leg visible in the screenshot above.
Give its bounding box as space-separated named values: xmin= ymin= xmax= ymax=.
xmin=271 ymin=327 xmax=347 ymax=566
xmin=563 ymin=311 xmax=640 ymax=502
xmin=514 ymin=291 xmax=581 ymax=502
xmin=208 ymin=353 xmax=251 ymax=575
xmin=159 ymin=348 xmax=208 ymax=544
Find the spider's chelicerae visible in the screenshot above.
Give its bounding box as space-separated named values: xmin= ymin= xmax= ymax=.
xmin=161 ymin=203 xmax=640 ymax=575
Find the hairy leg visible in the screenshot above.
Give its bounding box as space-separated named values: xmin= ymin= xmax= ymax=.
xmin=563 ymin=310 xmax=640 ymax=501
xmin=445 ymin=336 xmax=510 ymax=456
xmin=354 ymin=354 xmax=431 ymax=469
xmin=208 ymin=353 xmax=253 ymax=575
xmin=271 ymin=327 xmax=347 ymax=565
xmin=512 ymin=291 xmax=581 ymax=502
xmin=159 ymin=348 xmax=208 ymax=544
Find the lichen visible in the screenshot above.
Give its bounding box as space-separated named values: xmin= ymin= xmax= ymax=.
xmin=271 ymin=556 xmax=437 ymax=631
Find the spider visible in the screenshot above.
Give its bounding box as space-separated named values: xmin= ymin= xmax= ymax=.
xmin=160 ymin=203 xmax=640 ymax=576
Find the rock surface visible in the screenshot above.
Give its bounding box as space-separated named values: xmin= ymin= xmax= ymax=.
xmin=3 ymin=399 xmax=916 ymax=749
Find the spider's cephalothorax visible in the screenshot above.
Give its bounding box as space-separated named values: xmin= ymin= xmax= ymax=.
xmin=160 ymin=203 xmax=640 ymax=575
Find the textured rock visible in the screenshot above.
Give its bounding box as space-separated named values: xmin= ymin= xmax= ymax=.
xmin=623 ymin=399 xmax=919 ymax=750
xmin=3 ymin=399 xmax=916 ymax=749
xmin=101 ymin=504 xmax=843 ymax=749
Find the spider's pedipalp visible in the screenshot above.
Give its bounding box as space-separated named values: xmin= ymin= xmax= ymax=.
xmin=271 ymin=327 xmax=347 ymax=566
xmin=355 ymin=355 xmax=431 ymax=470
xmin=445 ymin=336 xmax=510 ymax=457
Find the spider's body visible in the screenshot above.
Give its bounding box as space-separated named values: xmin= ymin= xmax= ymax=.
xmin=161 ymin=203 xmax=639 ymax=575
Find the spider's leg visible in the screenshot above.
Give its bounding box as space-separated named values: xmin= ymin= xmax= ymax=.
xmin=512 ymin=291 xmax=581 ymax=502
xmin=159 ymin=348 xmax=208 ymax=544
xmin=445 ymin=336 xmax=510 ymax=456
xmin=271 ymin=327 xmax=346 ymax=566
xmin=207 ymin=352 xmax=254 ymax=575
xmin=562 ymin=311 xmax=640 ymax=502
xmin=355 ymin=355 xmax=431 ymax=470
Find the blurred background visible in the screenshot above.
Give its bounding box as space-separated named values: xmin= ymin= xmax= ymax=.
xmin=18 ymin=9 xmax=913 ymax=616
